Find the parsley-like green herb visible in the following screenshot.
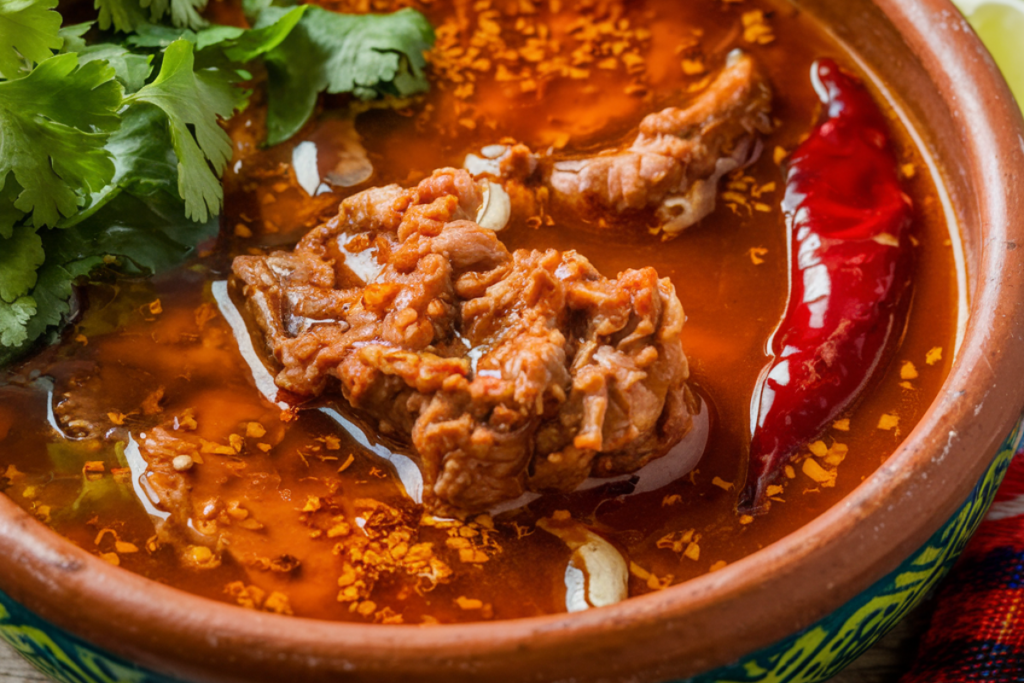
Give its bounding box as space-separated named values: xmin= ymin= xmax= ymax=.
xmin=94 ymin=0 xmax=209 ymax=34
xmin=0 ymin=0 xmax=62 ymax=78
xmin=0 ymin=0 xmax=435 ymax=365
xmin=125 ymin=38 xmax=246 ymax=221
xmin=0 ymin=53 xmax=123 ymax=228
xmin=248 ymin=1 xmax=433 ymax=145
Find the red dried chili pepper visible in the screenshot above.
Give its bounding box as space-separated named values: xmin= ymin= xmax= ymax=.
xmin=739 ymin=59 xmax=915 ymax=512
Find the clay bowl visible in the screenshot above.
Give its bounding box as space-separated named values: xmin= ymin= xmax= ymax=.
xmin=2 ymin=0 xmax=1024 ymax=681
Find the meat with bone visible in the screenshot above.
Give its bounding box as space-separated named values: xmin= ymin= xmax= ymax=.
xmin=469 ymin=51 xmax=773 ymax=235
xmin=233 ymin=169 xmax=692 ymax=515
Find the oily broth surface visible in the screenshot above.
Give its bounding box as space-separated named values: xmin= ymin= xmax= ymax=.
xmin=0 ymin=0 xmax=957 ymax=623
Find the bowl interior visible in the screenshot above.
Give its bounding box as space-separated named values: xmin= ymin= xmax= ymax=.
xmin=2 ymin=1 xmax=1024 ymax=682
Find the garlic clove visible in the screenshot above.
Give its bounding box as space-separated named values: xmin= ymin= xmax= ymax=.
xmin=538 ymin=517 xmax=628 ymax=611
xmin=475 ymin=181 xmax=511 ymax=231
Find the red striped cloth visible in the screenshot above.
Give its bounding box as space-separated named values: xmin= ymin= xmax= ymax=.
xmin=901 ymin=447 xmax=1024 ymax=681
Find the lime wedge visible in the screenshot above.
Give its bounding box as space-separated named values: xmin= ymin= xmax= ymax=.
xmin=953 ymin=0 xmax=1024 ymax=106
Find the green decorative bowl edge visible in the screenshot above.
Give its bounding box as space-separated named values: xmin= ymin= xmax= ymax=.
xmin=0 ymin=417 xmax=1021 ymax=683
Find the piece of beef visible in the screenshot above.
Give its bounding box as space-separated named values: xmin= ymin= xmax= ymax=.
xmin=233 ymin=169 xmax=692 ymax=515
xmin=470 ymin=51 xmax=773 ymax=235
xmin=548 ymin=51 xmax=772 ymax=234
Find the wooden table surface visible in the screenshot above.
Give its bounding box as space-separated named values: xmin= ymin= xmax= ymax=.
xmin=0 ymin=594 xmax=937 ymax=683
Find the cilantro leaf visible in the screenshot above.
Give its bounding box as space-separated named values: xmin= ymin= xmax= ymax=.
xmin=78 ymin=43 xmax=153 ymax=93
xmin=57 ymin=21 xmax=92 ymax=54
xmin=46 ymin=190 xmax=218 ymax=276
xmin=144 ymin=0 xmax=208 ymax=33
xmin=125 ymin=22 xmax=197 ymax=49
xmin=0 ymin=296 xmax=36 ymax=348
xmin=127 ymin=5 xmax=305 ymax=68
xmin=26 ymin=257 xmax=105 ymax=337
xmin=124 ymin=39 xmax=245 ymax=222
xmin=0 ymin=53 xmax=123 ymax=228
xmin=0 ymin=255 xmax=105 ymax=367
xmin=0 ymin=0 xmax=63 ymax=79
xmin=0 ymin=224 xmax=44 ymax=302
xmin=0 ymin=177 xmax=25 ymax=239
xmin=248 ymin=4 xmax=434 ymax=145
xmin=93 ymin=0 xmax=146 ymax=34
xmin=196 ymin=5 xmax=305 ymax=63
xmin=128 ymin=4 xmax=426 ymax=145
xmin=94 ymin=0 xmax=207 ymax=33
xmin=62 ymin=105 xmax=177 ymax=228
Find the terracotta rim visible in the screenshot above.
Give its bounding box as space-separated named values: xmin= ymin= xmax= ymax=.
xmin=2 ymin=1 xmax=1024 ymax=681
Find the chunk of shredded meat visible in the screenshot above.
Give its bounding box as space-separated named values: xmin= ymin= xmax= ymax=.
xmin=233 ymin=169 xmax=693 ymax=515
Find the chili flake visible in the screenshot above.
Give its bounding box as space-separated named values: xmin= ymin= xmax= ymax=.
xmin=808 ymin=440 xmax=828 ymax=457
xmin=711 ymin=477 xmax=734 ymax=491
xmin=877 ymin=413 xmax=900 ymax=431
xmin=748 ymin=247 xmax=768 ymax=265
xmin=83 ymin=461 xmax=105 ymax=475
xmin=801 ymin=458 xmax=836 ymax=487
xmin=741 ymin=11 xmax=775 ymax=45
xmin=246 ymin=422 xmax=267 ymax=438
xmin=456 ymin=596 xmax=484 ymax=610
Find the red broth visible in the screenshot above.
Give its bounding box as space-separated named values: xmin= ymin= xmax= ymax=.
xmin=0 ymin=0 xmax=958 ymax=624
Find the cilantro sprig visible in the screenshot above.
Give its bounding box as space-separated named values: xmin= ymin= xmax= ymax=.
xmin=0 ymin=0 xmax=435 ymax=365
xmin=125 ymin=38 xmax=246 ymax=221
